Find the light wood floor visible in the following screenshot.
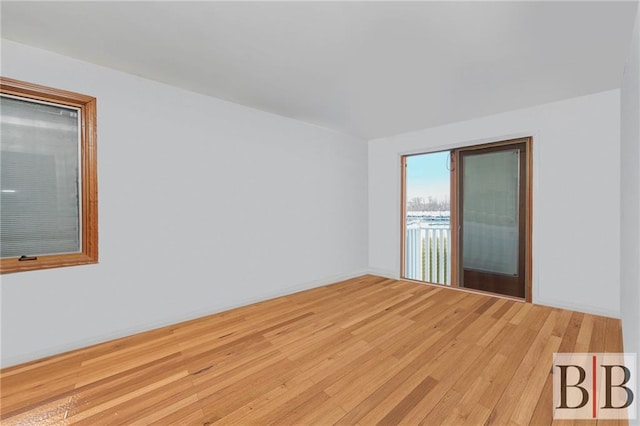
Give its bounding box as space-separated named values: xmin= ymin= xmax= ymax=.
xmin=0 ymin=275 xmax=626 ymax=425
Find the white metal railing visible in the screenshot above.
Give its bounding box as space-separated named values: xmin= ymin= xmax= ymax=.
xmin=405 ymin=225 xmax=451 ymax=285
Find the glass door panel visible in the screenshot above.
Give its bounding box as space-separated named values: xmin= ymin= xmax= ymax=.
xmin=462 ymin=149 xmax=519 ymax=275
xmin=458 ymin=142 xmax=527 ymax=298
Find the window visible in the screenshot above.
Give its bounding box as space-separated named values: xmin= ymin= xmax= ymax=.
xmin=1 ymin=77 xmax=97 ymax=273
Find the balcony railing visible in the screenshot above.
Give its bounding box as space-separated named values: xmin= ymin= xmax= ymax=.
xmin=405 ymin=225 xmax=451 ymax=285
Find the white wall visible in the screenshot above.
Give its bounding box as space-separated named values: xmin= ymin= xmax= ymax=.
xmin=621 ymin=7 xmax=640 ymax=369
xmin=0 ymin=40 xmax=368 ymax=367
xmin=369 ymin=90 xmax=621 ymax=317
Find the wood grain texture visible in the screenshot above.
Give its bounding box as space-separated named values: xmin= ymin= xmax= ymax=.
xmin=0 ymin=275 xmax=626 ymax=425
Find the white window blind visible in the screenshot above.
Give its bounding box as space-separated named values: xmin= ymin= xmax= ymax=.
xmin=462 ymin=149 xmax=520 ymax=275
xmin=1 ymin=95 xmax=81 ymax=258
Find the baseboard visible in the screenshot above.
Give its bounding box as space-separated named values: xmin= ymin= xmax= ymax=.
xmin=1 ymin=269 xmax=369 ymax=369
xmin=533 ymin=296 xmax=621 ymax=319
xmin=365 ymin=268 xmax=399 ymax=280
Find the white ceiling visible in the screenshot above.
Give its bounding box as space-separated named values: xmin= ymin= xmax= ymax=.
xmin=1 ymin=1 xmax=638 ymax=139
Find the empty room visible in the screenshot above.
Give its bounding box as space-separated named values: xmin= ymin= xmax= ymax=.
xmin=1 ymin=1 xmax=639 ymax=424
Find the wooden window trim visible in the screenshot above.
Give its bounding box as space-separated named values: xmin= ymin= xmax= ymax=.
xmin=0 ymin=77 xmax=98 ymax=274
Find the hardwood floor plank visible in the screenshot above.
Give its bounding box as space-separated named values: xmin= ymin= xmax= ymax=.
xmin=0 ymin=395 xmax=71 ymax=426
xmin=510 ymin=334 xmax=563 ymax=425
xmin=295 ymin=340 xmax=373 ymax=384
xmin=418 ymin=387 xmax=462 ymax=426
xmin=296 ymin=398 xmax=347 ymax=425
xmin=393 ymin=342 xmax=486 ymax=424
xmin=574 ymin=313 xmax=596 ymax=352
xmin=71 ymin=376 xmax=196 ymax=425
xmin=64 ymin=371 xmax=189 ymax=425
xmin=268 ymin=390 xmax=331 ymax=424
xmin=530 ymin=374 xmax=555 ymax=426
xmin=65 ymin=353 xmax=187 ymax=417
xmin=438 ymin=352 xmax=507 ymax=424
xmin=196 ymin=357 xmax=299 ymax=418
xmin=0 ymin=275 xmax=627 ymax=425
xmin=377 ymin=375 xmax=439 ymax=425
xmin=485 ymin=309 xmax=558 ymax=424
xmin=334 ymin=339 xmax=443 ymax=425
xmin=147 ymin=403 xmax=205 ymax=426
xmin=212 ymin=376 xmax=315 ymax=424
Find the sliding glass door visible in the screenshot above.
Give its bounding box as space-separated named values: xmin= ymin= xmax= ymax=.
xmin=401 ymin=137 xmax=531 ymax=301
